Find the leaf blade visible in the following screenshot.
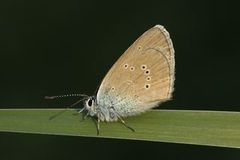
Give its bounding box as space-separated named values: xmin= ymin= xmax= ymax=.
xmin=0 ymin=109 xmax=239 ymax=148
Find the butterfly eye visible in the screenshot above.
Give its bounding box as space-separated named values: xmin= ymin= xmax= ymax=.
xmin=87 ymin=99 xmax=93 ymax=107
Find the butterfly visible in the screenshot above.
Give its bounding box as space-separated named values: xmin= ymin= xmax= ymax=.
xmin=46 ymin=25 xmax=175 ymax=135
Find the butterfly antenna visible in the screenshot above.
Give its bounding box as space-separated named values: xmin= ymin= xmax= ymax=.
xmin=45 ymin=94 xmax=89 ymax=100
xmin=45 ymin=94 xmax=89 ymax=120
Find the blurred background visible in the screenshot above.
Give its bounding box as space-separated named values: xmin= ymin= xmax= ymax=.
xmin=0 ymin=0 xmax=240 ymax=159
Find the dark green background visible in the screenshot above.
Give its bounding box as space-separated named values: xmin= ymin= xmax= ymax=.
xmin=0 ymin=0 xmax=240 ymax=159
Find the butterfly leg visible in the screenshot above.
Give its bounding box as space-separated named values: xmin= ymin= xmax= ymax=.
xmin=90 ymin=116 xmax=100 ymax=135
xmin=80 ymin=107 xmax=90 ymax=120
xmin=77 ymin=108 xmax=89 ymax=121
xmin=78 ymin=107 xmax=85 ymax=113
xmin=72 ymin=107 xmax=85 ymax=116
xmin=94 ymin=112 xmax=101 ymax=135
xmin=117 ymin=116 xmax=135 ymax=132
xmin=97 ymin=117 xmax=100 ymax=135
xmin=79 ymin=111 xmax=89 ymax=122
xmin=83 ymin=112 xmax=89 ymax=119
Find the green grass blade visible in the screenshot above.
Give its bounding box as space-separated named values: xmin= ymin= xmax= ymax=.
xmin=0 ymin=109 xmax=240 ymax=148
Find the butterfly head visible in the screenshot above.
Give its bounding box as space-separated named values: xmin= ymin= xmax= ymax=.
xmin=84 ymin=96 xmax=97 ymax=116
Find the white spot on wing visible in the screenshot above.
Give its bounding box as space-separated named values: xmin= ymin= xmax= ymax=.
xmin=141 ymin=64 xmax=147 ymax=70
xmin=144 ymin=84 xmax=151 ymax=89
xmin=123 ymin=63 xmax=128 ymax=69
xmin=138 ymin=46 xmax=142 ymax=51
xmin=146 ymin=76 xmax=151 ymax=81
xmin=144 ymin=69 xmax=150 ymax=75
xmin=130 ymin=66 xmax=135 ymax=71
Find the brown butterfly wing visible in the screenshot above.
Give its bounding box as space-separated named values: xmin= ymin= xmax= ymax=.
xmin=96 ymin=25 xmax=175 ymax=115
